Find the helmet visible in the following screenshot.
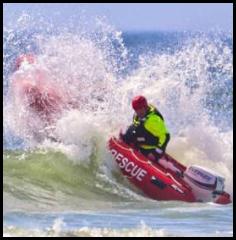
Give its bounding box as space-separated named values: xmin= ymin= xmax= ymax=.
xmin=15 ymin=54 xmax=35 ymax=71
xmin=132 ymin=95 xmax=148 ymax=110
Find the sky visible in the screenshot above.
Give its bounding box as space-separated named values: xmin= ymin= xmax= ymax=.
xmin=3 ymin=3 xmax=233 ymax=32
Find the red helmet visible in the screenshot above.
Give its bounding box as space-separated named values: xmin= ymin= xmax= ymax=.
xmin=15 ymin=54 xmax=35 ymax=71
xmin=132 ymin=95 xmax=148 ymax=110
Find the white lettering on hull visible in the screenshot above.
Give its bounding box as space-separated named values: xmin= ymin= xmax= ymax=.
xmin=111 ymin=149 xmax=147 ymax=182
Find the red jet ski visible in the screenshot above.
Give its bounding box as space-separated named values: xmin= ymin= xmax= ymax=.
xmin=108 ymin=136 xmax=231 ymax=204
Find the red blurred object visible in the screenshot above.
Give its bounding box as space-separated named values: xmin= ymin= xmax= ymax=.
xmin=23 ymin=83 xmax=64 ymax=121
xmin=11 ymin=54 xmax=68 ymax=123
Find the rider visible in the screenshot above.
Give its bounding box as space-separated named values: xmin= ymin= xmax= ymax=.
xmin=120 ymin=95 xmax=183 ymax=176
xmin=121 ymin=95 xmax=170 ymax=162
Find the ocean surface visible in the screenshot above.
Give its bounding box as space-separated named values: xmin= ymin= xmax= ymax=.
xmin=3 ymin=12 xmax=233 ymax=237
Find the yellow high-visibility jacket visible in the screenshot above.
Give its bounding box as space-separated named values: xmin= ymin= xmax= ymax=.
xmin=133 ymin=105 xmax=169 ymax=150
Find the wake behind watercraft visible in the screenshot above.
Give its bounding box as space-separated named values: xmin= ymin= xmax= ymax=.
xmin=108 ymin=136 xmax=231 ymax=204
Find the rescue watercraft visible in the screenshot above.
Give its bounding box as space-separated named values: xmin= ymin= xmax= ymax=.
xmin=108 ymin=136 xmax=231 ymax=204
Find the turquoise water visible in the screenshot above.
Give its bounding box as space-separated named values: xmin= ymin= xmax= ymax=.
xmin=3 ymin=205 xmax=233 ymax=237
xmin=3 ymin=10 xmax=233 ymax=237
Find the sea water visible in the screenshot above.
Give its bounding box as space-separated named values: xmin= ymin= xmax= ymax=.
xmin=3 ymin=11 xmax=233 ymax=237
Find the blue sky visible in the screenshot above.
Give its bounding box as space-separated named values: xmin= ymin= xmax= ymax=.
xmin=3 ymin=3 xmax=233 ymax=32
